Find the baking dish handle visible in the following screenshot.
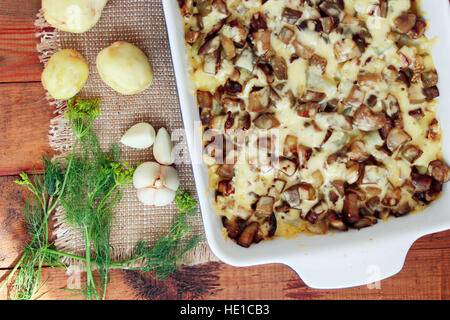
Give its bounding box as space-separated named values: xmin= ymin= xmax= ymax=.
xmin=282 ymin=236 xmax=417 ymax=289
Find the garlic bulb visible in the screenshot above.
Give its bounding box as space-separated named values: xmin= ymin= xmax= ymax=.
xmin=133 ymin=162 xmax=179 ymax=206
xmin=121 ymin=122 xmax=155 ymax=149
xmin=153 ymin=127 xmax=175 ymax=165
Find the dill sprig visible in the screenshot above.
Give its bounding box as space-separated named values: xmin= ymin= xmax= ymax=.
xmin=131 ymin=190 xmax=201 ymax=280
xmin=0 ymin=97 xmax=200 ymax=300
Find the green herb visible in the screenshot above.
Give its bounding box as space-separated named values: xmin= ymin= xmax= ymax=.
xmin=0 ymin=97 xmax=200 ymax=300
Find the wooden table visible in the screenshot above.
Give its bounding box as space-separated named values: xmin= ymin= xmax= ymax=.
xmin=0 ymin=0 xmax=449 ymax=300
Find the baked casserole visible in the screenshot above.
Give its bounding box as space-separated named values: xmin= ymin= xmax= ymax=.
xmin=177 ymin=0 xmax=449 ymax=248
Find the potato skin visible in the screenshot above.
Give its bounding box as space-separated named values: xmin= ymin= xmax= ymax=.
xmin=41 ymin=49 xmax=89 ymax=100
xmin=96 ymin=41 xmax=154 ymax=95
xmin=42 ymin=0 xmax=108 ymax=34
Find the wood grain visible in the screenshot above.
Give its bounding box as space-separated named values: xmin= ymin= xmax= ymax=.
xmin=0 ymin=175 xmax=29 ymax=269
xmin=0 ymin=170 xmax=449 ymax=299
xmin=0 ymin=0 xmax=42 ymax=83
xmin=0 ymin=82 xmax=55 ymax=176
xmin=1 ymin=247 xmax=449 ymax=300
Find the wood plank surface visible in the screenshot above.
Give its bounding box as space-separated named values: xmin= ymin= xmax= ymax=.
xmin=0 ymin=0 xmax=449 ymax=301
xmin=0 ymin=0 xmax=42 ymax=83
xmin=0 ymin=82 xmax=55 ymax=176
xmin=1 ymin=246 xmax=449 ymax=300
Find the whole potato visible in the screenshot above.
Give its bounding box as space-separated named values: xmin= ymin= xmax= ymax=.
xmin=42 ymin=0 xmax=108 ymax=34
xmin=96 ymin=41 xmax=154 ymax=95
xmin=41 ymin=49 xmax=89 ymax=100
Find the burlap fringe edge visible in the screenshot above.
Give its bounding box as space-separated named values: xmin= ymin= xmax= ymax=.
xmin=34 ymin=9 xmax=218 ymax=268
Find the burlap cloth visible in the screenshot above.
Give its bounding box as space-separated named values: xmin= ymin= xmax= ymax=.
xmin=35 ymin=0 xmax=217 ymax=266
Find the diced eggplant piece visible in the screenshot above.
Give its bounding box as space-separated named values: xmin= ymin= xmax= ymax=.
xmin=252 ymin=29 xmax=272 ymax=56
xmin=358 ymin=72 xmax=382 ymax=88
xmin=224 ymin=79 xmax=242 ymax=94
xmin=283 ymin=135 xmax=298 ymax=157
xmin=428 ymin=160 xmax=450 ymax=183
xmin=222 ymin=216 xmax=242 ymax=239
xmin=238 ymin=112 xmax=251 ymax=130
xmin=411 ymin=173 xmax=432 ymax=192
xmin=315 ymin=112 xmax=353 ymax=131
xmin=268 ymin=213 xmax=277 ymax=237
xmin=421 ymin=70 xmax=438 ymax=88
xmin=353 ymin=105 xmax=387 ymax=132
xmin=367 ymin=95 xmax=378 ymax=107
xmin=283 ymin=185 xmax=301 ymax=208
xmin=185 ymin=30 xmax=201 ymax=44
xmin=212 ymin=0 xmax=227 ymax=14
xmin=407 ymin=19 xmax=427 ymax=39
xmin=223 ymin=97 xmax=244 ymax=112
xmin=348 ymin=140 xmax=368 ymax=162
xmin=224 ymin=111 xmax=235 ymax=130
xmin=203 ymin=50 xmax=220 ymax=75
xmin=343 ymin=192 xmax=360 ymax=223
xmin=423 ymin=86 xmax=440 ymax=101
xmin=303 ymin=90 xmax=326 ymax=102
xmin=296 ymin=102 xmax=321 ymax=118
xmin=328 ymin=190 xmax=339 ymax=205
xmin=352 ymin=33 xmax=368 ymax=54
xmin=402 ymin=144 xmax=423 ymax=163
xmin=382 ymin=188 xmax=402 ymax=207
xmin=297 ymin=19 xmax=323 ymax=32
xmin=346 ymin=163 xmax=360 ymax=184
xmin=386 ymin=127 xmax=412 ymax=152
xmin=254 ymin=113 xmax=280 ymax=129
xmin=394 ymin=12 xmax=417 ymax=34
xmin=279 ymin=26 xmax=295 ymax=44
xmin=197 ymin=90 xmax=213 ymax=109
xmin=309 ymin=54 xmax=327 ymax=75
xmin=271 ymin=56 xmax=288 ymax=80
xmin=331 ymin=180 xmax=345 ymax=196
xmin=321 ymin=16 xmax=338 ymax=34
xmin=282 ymin=7 xmax=303 ymax=24
xmin=277 ymin=157 xmax=298 ymax=176
xmin=221 ymin=36 xmax=236 ymax=60
xmin=250 ymin=12 xmax=268 ymax=31
xmin=319 ymin=1 xmax=342 ymax=17
xmin=274 ymin=179 xmax=287 ymax=193
xmin=237 ymin=222 xmax=259 ymax=248
xmin=305 ymin=220 xmax=328 ymax=234
xmin=235 ymin=48 xmax=255 ymax=71
xmin=426 ymin=118 xmax=440 ymax=141
xmin=345 ymin=86 xmax=365 ymax=107
xmin=366 ymin=196 xmax=383 ymax=215
xmin=408 ymin=108 xmax=424 ymax=120
xmin=298 ymin=144 xmax=312 ymax=169
xmin=334 ymin=39 xmax=361 ymax=63
xmin=218 ymin=180 xmax=234 ymax=196
xmin=248 ymin=87 xmax=270 ymax=112
xmin=255 ymin=196 xmax=275 ymax=216
xmin=328 ymin=211 xmax=348 ymax=231
xmin=217 ymin=164 xmax=234 ymax=179
xmin=298 ymin=183 xmax=316 ymax=201
xmin=292 ymin=40 xmax=314 ymax=60
xmin=306 ymin=200 xmax=328 ymax=224
xmin=198 ymin=35 xmax=221 ymax=55
xmin=352 ymin=216 xmax=377 ymax=229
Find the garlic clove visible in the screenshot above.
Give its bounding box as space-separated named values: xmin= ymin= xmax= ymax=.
xmin=133 ymin=162 xmax=161 ymax=189
xmin=121 ymin=123 xmax=156 ymax=149
xmin=136 ymin=187 xmax=158 ymax=205
xmin=136 ymin=186 xmax=176 ymax=206
xmin=160 ymin=165 xmax=180 ymax=191
xmin=153 ymin=127 xmax=175 ymax=165
xmin=153 ymin=187 xmax=177 ymax=206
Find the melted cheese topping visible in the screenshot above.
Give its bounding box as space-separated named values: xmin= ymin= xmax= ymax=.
xmin=179 ymin=0 xmax=445 ymax=243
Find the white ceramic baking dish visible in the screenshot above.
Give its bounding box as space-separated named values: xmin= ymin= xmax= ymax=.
xmin=162 ymin=0 xmax=450 ymax=289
